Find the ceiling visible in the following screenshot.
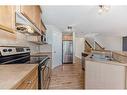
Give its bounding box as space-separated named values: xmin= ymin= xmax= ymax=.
xmin=41 ymin=6 xmax=127 ymax=37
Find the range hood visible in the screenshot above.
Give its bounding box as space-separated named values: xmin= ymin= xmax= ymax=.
xmin=16 ymin=11 xmax=42 ymax=36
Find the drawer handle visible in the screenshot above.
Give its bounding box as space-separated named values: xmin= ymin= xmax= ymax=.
xmin=26 ymin=80 xmax=32 ymax=84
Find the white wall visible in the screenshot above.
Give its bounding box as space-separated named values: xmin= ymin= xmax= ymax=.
xmin=73 ymin=32 xmax=76 ymax=63
xmin=95 ymin=35 xmax=122 ymax=51
xmin=43 ymin=25 xmax=62 ymax=68
xmin=75 ymin=37 xmax=84 ymax=59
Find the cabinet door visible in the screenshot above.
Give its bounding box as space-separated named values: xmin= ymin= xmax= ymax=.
xmin=20 ymin=5 xmax=34 ymax=24
xmin=20 ymin=5 xmax=42 ymax=31
xmin=16 ymin=66 xmax=38 ymax=89
xmin=0 ymin=6 xmax=15 ymax=33
xmin=40 ymin=21 xmax=46 ymax=33
xmin=31 ymin=78 xmax=38 ymax=89
xmin=33 ymin=6 xmax=41 ymax=30
xmin=85 ymin=61 xmax=125 ymax=89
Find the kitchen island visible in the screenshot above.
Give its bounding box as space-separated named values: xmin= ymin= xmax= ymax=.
xmin=0 ymin=64 xmax=38 ymax=89
xmin=82 ymin=51 xmax=127 ymax=89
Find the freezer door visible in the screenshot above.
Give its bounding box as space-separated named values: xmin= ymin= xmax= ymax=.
xmin=62 ymin=41 xmax=73 ymax=63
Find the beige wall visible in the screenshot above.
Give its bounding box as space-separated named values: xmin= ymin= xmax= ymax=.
xmin=40 ymin=44 xmax=52 ymax=52
xmin=75 ymin=37 xmax=84 ymax=59
xmin=95 ymin=35 xmax=122 ymax=51
xmin=0 ymin=30 xmax=39 ymax=53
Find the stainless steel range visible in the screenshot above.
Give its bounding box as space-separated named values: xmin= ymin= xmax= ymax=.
xmin=0 ymin=46 xmax=51 ymax=89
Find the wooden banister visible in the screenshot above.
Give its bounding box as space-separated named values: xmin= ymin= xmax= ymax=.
xmin=85 ymin=40 xmax=91 ymax=48
xmin=95 ymin=41 xmax=105 ymax=50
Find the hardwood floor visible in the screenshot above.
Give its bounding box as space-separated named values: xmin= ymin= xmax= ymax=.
xmin=49 ymin=57 xmax=84 ymax=89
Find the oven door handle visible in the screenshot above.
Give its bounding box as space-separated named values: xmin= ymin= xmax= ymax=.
xmin=40 ymin=57 xmax=50 ymax=65
xmin=41 ymin=65 xmax=46 ymax=69
xmin=1 ymin=55 xmax=30 ymax=64
xmin=41 ymin=65 xmax=50 ymax=70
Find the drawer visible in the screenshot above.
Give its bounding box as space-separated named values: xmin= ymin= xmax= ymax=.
xmin=16 ymin=67 xmax=38 ymax=89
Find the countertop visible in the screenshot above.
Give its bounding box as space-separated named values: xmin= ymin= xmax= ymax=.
xmin=0 ymin=64 xmax=38 ymax=89
xmin=113 ymin=51 xmax=127 ymax=57
xmin=31 ymin=52 xmax=52 ymax=57
xmin=86 ymin=57 xmax=127 ymax=67
xmin=83 ymin=51 xmax=127 ymax=67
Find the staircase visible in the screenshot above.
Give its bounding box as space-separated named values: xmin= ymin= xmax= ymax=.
xmin=95 ymin=41 xmax=105 ymax=51
xmin=85 ymin=40 xmax=105 ymax=52
xmin=85 ymin=40 xmax=94 ymax=52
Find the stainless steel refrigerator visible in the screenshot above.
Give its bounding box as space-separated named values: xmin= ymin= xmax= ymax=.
xmin=62 ymin=41 xmax=73 ymax=64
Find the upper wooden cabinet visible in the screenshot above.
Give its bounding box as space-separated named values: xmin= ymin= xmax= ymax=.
xmin=0 ymin=6 xmax=15 ymax=33
xmin=20 ymin=5 xmax=46 ymax=33
xmin=40 ymin=21 xmax=46 ymax=33
xmin=20 ymin=6 xmax=34 ymax=24
xmin=33 ymin=6 xmax=41 ymax=30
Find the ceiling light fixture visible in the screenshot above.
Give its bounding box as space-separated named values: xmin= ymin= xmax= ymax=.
xmin=66 ymin=25 xmax=73 ymax=32
xmin=98 ymin=5 xmax=110 ymax=14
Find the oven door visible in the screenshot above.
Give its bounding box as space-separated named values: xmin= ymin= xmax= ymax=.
xmin=40 ymin=58 xmax=51 ymax=89
xmin=0 ymin=53 xmax=30 ymax=64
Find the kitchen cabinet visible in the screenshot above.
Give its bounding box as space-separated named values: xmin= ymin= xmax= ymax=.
xmin=33 ymin=6 xmax=46 ymax=33
xmin=85 ymin=61 xmax=126 ymax=89
xmin=20 ymin=5 xmax=34 ymax=24
xmin=0 ymin=6 xmax=15 ymax=33
xmin=33 ymin=6 xmax=41 ymax=30
xmin=0 ymin=64 xmax=38 ymax=89
xmin=40 ymin=20 xmax=46 ymax=33
xmin=20 ymin=5 xmax=46 ymax=33
xmin=15 ymin=65 xmax=38 ymax=89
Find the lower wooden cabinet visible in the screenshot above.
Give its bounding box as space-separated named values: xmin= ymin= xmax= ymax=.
xmin=16 ymin=66 xmax=38 ymax=89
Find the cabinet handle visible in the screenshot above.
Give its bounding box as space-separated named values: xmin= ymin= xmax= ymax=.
xmin=26 ymin=80 xmax=32 ymax=84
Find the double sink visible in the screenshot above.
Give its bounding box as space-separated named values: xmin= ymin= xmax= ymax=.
xmin=90 ymin=53 xmax=115 ymax=62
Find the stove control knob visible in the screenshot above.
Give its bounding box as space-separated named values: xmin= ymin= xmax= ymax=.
xmin=3 ymin=49 xmax=7 ymax=52
xmin=8 ymin=49 xmax=12 ymax=52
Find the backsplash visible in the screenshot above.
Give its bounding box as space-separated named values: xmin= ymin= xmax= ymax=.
xmin=0 ymin=30 xmax=39 ymax=53
xmin=112 ymin=52 xmax=127 ymax=63
xmin=40 ymin=44 xmax=52 ymax=52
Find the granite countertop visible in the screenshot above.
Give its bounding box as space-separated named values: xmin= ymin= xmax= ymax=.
xmin=85 ymin=57 xmax=127 ymax=67
xmin=0 ymin=64 xmax=38 ymax=89
xmin=30 ymin=52 xmax=52 ymax=57
xmin=84 ymin=51 xmax=127 ymax=67
xmin=30 ymin=52 xmax=52 ymax=58
xmin=113 ymin=51 xmax=127 ymax=57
